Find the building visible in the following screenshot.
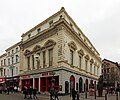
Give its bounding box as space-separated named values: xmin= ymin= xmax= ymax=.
xmin=102 ymin=59 xmax=120 ymax=87
xmin=18 ymin=7 xmax=102 ymax=94
xmin=5 ymin=42 xmax=21 ymax=86
xmin=0 ymin=53 xmax=7 ymax=85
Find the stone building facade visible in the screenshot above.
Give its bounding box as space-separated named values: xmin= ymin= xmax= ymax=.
xmin=19 ymin=7 xmax=102 ymax=94
xmin=102 ymin=59 xmax=120 ymax=87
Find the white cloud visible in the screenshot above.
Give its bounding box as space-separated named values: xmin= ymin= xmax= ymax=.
xmin=0 ymin=0 xmax=120 ymax=62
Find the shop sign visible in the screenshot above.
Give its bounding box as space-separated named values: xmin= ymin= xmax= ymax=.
xmin=22 ymin=75 xmax=31 ymax=79
xmin=42 ymin=72 xmax=56 ymax=76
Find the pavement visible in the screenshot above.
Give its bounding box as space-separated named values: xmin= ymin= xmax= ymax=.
xmin=0 ymin=92 xmax=120 ymax=100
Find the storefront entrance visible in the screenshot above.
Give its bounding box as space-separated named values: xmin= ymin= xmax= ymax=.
xmin=22 ymin=79 xmax=33 ymax=90
xmin=40 ymin=76 xmax=59 ymax=92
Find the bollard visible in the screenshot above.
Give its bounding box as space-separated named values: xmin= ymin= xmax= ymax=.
xmin=85 ymin=91 xmax=87 ymax=98
xmin=105 ymin=92 xmax=107 ymax=100
xmin=116 ymin=92 xmax=118 ymax=100
xmin=94 ymin=91 xmax=96 ymax=99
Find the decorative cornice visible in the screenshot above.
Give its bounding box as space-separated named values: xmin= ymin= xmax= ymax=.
xmin=68 ymin=41 xmax=77 ymax=51
xmin=77 ymin=49 xmax=84 ymax=56
xmin=84 ymin=54 xmax=90 ymax=60
xmin=90 ymin=59 xmax=94 ymax=64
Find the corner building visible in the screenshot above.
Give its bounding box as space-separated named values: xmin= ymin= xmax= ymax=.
xmin=19 ymin=7 xmax=102 ymax=94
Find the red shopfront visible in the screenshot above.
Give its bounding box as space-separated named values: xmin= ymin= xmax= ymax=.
xmin=40 ymin=72 xmax=59 ymax=92
xmin=21 ymin=75 xmax=33 ymax=90
xmin=0 ymin=78 xmax=5 ymax=85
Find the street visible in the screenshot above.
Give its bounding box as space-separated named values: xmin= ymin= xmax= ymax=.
xmin=0 ymin=92 xmax=119 ymax=100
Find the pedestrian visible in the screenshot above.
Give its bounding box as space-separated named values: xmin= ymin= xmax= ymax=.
xmin=72 ymin=88 xmax=76 ymax=100
xmin=76 ymin=90 xmax=80 ymax=100
xmin=23 ymin=86 xmax=27 ymax=99
xmin=50 ymin=87 xmax=54 ymax=100
xmin=28 ymin=86 xmax=33 ymax=99
xmin=33 ymin=88 xmax=37 ymax=99
xmin=7 ymin=86 xmax=10 ymax=95
xmin=54 ymin=88 xmax=59 ymax=100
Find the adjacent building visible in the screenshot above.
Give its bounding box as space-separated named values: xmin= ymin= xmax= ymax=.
xmin=3 ymin=42 xmax=20 ymax=86
xmin=102 ymin=59 xmax=120 ymax=87
xmin=0 ymin=53 xmax=7 ymax=84
xmin=19 ymin=7 xmax=102 ymax=94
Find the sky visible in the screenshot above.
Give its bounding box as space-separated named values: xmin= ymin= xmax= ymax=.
xmin=0 ymin=0 xmax=120 ymax=62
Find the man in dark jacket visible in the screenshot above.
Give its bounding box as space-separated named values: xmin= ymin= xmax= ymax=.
xmin=33 ymin=88 xmax=37 ymax=99
xmin=28 ymin=86 xmax=33 ymax=99
xmin=72 ymin=88 xmax=76 ymax=100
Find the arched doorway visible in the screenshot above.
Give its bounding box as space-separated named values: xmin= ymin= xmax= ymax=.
xmin=79 ymin=77 xmax=83 ymax=92
xmin=86 ymin=79 xmax=88 ymax=91
xmin=70 ymin=75 xmax=75 ymax=93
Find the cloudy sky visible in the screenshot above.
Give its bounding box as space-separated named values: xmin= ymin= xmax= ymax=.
xmin=0 ymin=0 xmax=120 ymax=62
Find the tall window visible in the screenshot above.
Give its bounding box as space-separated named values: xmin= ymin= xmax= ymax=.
xmin=11 ymin=69 xmax=13 ymax=76
xmin=43 ymin=51 xmax=46 ymax=68
xmin=70 ymin=50 xmax=73 ymax=65
xmin=16 ymin=47 xmax=18 ymax=52
xmin=90 ymin=63 xmax=92 ymax=73
xmin=4 ymin=59 xmax=6 ymax=66
xmin=8 ymin=52 xmax=10 ymax=56
xmin=94 ymin=66 xmax=96 ymax=75
xmin=12 ymin=50 xmax=14 ymax=54
xmin=49 ymin=49 xmax=53 ymax=67
xmin=79 ymin=56 xmax=82 ymax=68
xmin=27 ymin=56 xmax=30 ymax=70
xmin=97 ymin=67 xmax=99 ymax=76
xmin=16 ymin=55 xmax=19 ymax=63
xmin=16 ymin=67 xmax=18 ymax=75
xmin=4 ymin=69 xmax=6 ymax=76
xmin=36 ymin=53 xmax=40 ymax=69
xmin=1 ymin=60 xmax=3 ymax=66
xmin=1 ymin=69 xmax=3 ymax=76
xmin=85 ymin=60 xmax=88 ymax=71
xmin=12 ymin=56 xmax=14 ymax=64
xmin=8 ymin=58 xmax=10 ymax=65
xmin=32 ymin=55 xmax=34 ymax=69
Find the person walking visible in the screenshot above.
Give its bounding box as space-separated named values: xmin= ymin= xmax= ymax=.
xmin=76 ymin=90 xmax=80 ymax=100
xmin=28 ymin=86 xmax=33 ymax=99
xmin=50 ymin=87 xmax=54 ymax=100
xmin=23 ymin=86 xmax=28 ymax=99
xmin=72 ymin=88 xmax=76 ymax=100
xmin=33 ymin=88 xmax=37 ymax=99
xmin=54 ymin=88 xmax=59 ymax=100
xmin=7 ymin=86 xmax=10 ymax=95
